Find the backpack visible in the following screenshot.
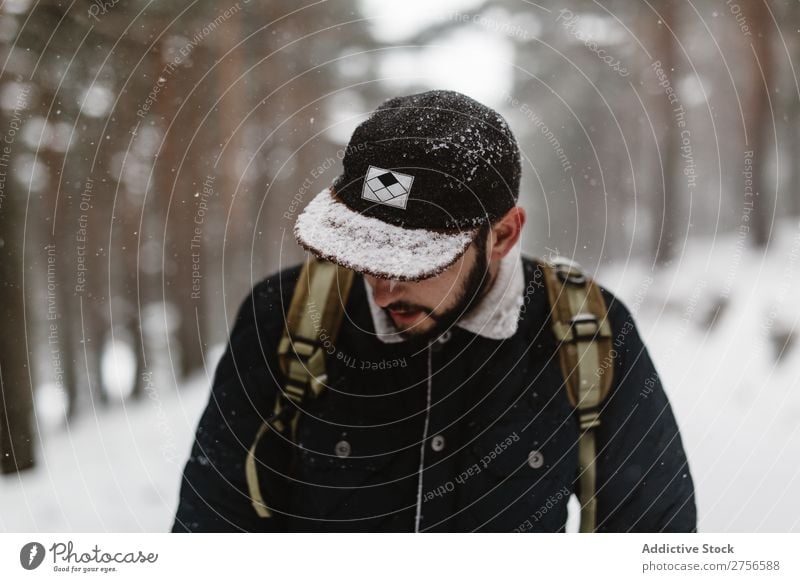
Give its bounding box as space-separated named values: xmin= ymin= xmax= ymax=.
xmin=245 ymin=256 xmax=614 ymax=532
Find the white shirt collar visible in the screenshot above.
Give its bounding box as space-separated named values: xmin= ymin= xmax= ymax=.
xmin=364 ymin=245 xmax=525 ymax=343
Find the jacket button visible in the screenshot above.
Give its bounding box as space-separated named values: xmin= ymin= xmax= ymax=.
xmin=334 ymin=440 xmax=351 ymax=458
xmin=430 ymin=331 xmax=452 ymax=352
xmin=528 ymin=450 xmax=544 ymax=469
xmin=431 ymin=434 xmax=446 ymax=452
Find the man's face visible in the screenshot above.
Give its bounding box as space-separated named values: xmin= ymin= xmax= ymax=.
xmin=363 ymin=231 xmax=491 ymax=339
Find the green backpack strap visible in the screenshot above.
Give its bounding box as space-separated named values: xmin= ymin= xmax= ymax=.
xmin=540 ymin=256 xmax=614 ymax=533
xmin=245 ymin=257 xmax=354 ymax=518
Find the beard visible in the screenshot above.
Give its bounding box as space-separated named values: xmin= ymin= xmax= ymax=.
xmin=383 ymin=227 xmax=491 ymax=342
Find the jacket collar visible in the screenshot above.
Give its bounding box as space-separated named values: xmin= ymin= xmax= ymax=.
xmin=364 ymin=246 xmax=525 ymax=343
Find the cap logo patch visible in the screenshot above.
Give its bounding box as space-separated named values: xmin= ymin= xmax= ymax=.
xmin=361 ymin=165 xmax=414 ymax=209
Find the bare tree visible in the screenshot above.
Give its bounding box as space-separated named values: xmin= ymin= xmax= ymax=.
xmin=0 ymin=94 xmax=35 ymax=474
xmin=0 ymin=203 xmax=35 ymax=474
xmin=742 ymin=1 xmax=776 ymax=247
xmin=650 ymin=0 xmax=680 ymax=266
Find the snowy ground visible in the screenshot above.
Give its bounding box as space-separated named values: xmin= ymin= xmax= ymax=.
xmin=600 ymin=219 xmax=800 ymax=532
xmin=0 ymin=374 xmax=209 ymax=532
xmin=2 ymin=221 xmax=799 ymax=532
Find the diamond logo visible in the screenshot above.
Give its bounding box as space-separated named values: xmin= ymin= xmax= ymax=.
xmin=361 ymin=165 xmax=414 ymax=209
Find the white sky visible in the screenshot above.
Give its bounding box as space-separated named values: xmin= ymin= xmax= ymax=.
xmin=359 ymin=0 xmax=487 ymax=43
xmin=358 ymin=0 xmax=513 ymax=109
xmin=376 ymin=28 xmax=514 ymax=108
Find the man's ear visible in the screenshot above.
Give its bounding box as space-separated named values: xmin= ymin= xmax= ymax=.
xmin=489 ymin=206 xmax=526 ymax=260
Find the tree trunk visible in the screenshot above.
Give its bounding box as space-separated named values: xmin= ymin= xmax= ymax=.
xmin=652 ymin=0 xmax=680 ymax=266
xmin=0 ymin=126 xmax=36 ymax=474
xmin=743 ymin=3 xmax=774 ymax=247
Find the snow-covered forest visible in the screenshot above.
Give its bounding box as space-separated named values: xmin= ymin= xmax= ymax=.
xmin=1 ymin=0 xmax=799 ymax=532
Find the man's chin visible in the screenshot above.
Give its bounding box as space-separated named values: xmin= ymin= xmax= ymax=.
xmin=395 ymin=316 xmax=457 ymax=344
xmin=392 ymin=317 xmax=435 ymax=337
xmin=386 ymin=311 xmax=437 ymax=338
xmin=385 ymin=306 xmax=461 ymax=343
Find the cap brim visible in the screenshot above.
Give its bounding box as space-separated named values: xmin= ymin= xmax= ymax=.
xmin=294 ymin=188 xmax=477 ymax=281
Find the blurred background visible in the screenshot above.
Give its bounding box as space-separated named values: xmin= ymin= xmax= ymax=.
xmin=1 ymin=0 xmax=799 ymax=532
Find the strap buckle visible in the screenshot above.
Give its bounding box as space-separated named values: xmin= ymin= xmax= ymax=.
xmin=553 ymin=261 xmax=586 ymax=285
xmin=546 ymin=256 xmax=587 ymax=285
xmin=277 ymin=335 xmax=327 ymax=405
xmin=552 ymin=313 xmax=604 ymax=343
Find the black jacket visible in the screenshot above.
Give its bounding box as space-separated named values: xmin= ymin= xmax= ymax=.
xmin=172 ymin=257 xmax=696 ymax=532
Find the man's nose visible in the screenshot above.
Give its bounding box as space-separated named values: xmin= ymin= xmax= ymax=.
xmin=367 ymin=276 xmax=400 ymax=307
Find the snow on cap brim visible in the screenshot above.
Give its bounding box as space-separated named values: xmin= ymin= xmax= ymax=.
xmin=294 ymin=188 xmax=477 ymax=281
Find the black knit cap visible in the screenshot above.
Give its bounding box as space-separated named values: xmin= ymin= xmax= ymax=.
xmin=333 ymin=89 xmax=521 ymax=230
xmin=294 ymin=89 xmax=522 ymax=281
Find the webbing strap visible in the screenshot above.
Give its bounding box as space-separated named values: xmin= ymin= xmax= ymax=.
xmin=245 ymin=257 xmax=354 ymax=518
xmin=540 ymin=257 xmax=614 ymax=533
xmin=246 ymin=421 xmax=272 ymax=518
xmin=276 ymin=258 xmax=353 ymax=435
xmin=577 ymin=430 xmax=597 ymax=532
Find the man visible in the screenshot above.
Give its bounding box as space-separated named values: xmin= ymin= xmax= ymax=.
xmin=172 ymin=89 xmax=696 ymax=532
